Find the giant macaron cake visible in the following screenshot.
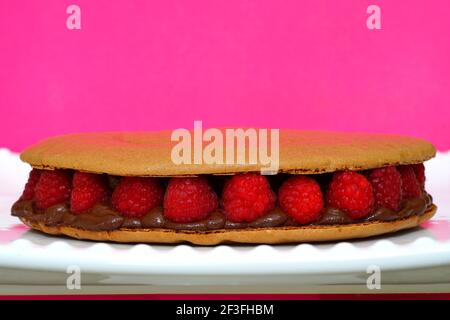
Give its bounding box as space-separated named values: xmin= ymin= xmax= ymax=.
xmin=11 ymin=130 xmax=436 ymax=245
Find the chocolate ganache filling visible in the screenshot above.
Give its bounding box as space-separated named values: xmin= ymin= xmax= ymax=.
xmin=11 ymin=193 xmax=433 ymax=232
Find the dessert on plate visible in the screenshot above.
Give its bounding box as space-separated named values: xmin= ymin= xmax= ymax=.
xmin=11 ymin=130 xmax=436 ymax=245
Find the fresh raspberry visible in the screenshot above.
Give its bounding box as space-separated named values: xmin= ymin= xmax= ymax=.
xmin=21 ymin=169 xmax=42 ymax=200
xmin=327 ymin=171 xmax=374 ymax=219
xmin=34 ymin=170 xmax=72 ymax=209
xmin=164 ymin=177 xmax=218 ymax=223
xmin=222 ymin=173 xmax=276 ymax=223
xmin=412 ymin=163 xmax=425 ymax=190
xmin=70 ymin=172 xmax=108 ymax=213
xmin=368 ymin=166 xmax=402 ymax=211
xmin=398 ymin=165 xmax=422 ymax=199
xmin=112 ymin=177 xmax=164 ymax=217
xmin=278 ymin=176 xmax=324 ymax=224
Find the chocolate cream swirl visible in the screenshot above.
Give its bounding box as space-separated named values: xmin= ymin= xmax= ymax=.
xmin=11 ymin=193 xmax=432 ymax=231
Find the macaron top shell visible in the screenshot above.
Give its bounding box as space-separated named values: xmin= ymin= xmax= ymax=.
xmin=20 ymin=130 xmax=436 ymax=176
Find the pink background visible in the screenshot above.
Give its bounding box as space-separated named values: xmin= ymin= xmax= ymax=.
xmin=1 ymin=0 xmax=449 ymax=152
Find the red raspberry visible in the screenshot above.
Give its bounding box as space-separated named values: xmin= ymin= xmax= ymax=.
xmin=327 ymin=171 xmax=374 ymax=219
xmin=35 ymin=170 xmax=72 ymax=209
xmin=164 ymin=177 xmax=218 ymax=223
xmin=368 ymin=166 xmax=402 ymax=211
xmin=412 ymin=163 xmax=425 ymax=190
xmin=70 ymin=172 xmax=108 ymax=213
xmin=21 ymin=169 xmax=42 ymax=200
xmin=222 ymin=173 xmax=276 ymax=223
xmin=398 ymin=165 xmax=422 ymax=199
xmin=112 ymin=177 xmax=163 ymax=218
xmin=278 ymin=176 xmax=324 ymax=224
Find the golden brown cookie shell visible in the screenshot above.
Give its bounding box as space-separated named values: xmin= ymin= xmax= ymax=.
xmin=20 ymin=130 xmax=436 ymax=176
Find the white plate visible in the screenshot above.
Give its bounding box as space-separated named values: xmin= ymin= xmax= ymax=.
xmin=1 ymin=148 xmax=450 ymax=290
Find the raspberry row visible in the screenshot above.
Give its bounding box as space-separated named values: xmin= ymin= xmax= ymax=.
xmin=20 ymin=164 xmax=426 ymax=225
